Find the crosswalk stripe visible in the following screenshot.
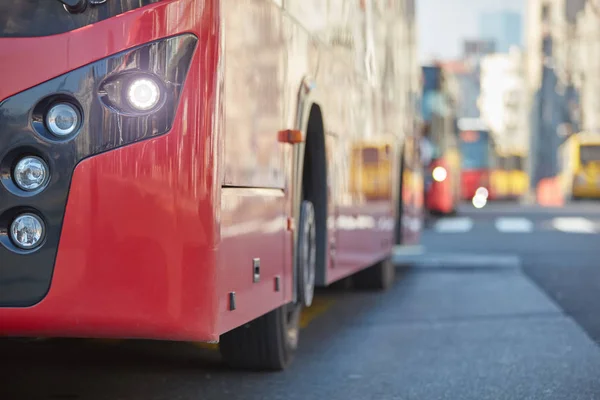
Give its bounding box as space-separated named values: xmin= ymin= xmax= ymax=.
xmin=551 ymin=217 xmax=597 ymax=234
xmin=495 ymin=217 xmax=534 ymax=233
xmin=432 ymin=216 xmax=598 ymax=234
xmin=434 ymin=217 xmax=473 ymax=233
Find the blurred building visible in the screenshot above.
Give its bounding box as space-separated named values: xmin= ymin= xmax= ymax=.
xmin=526 ymin=0 xmax=586 ymax=98
xmin=525 ymin=0 xmax=586 ymax=203
xmin=574 ymin=1 xmax=600 ymax=132
xmin=479 ymin=47 xmax=528 ymax=153
xmin=479 ymin=11 xmax=523 ymax=53
xmin=441 ymin=39 xmax=497 ymax=120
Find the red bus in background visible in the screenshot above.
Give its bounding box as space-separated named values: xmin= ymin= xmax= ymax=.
xmin=0 ymin=0 xmax=421 ymax=370
xmin=458 ymin=119 xmax=497 ymax=205
xmin=421 ymin=65 xmax=461 ymax=215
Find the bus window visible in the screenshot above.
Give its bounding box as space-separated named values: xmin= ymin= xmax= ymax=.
xmin=460 ymin=137 xmax=488 ymax=170
xmin=579 ymin=145 xmax=600 ymax=164
xmin=362 ymin=147 xmax=380 ymax=164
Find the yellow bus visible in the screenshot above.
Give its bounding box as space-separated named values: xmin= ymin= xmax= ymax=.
xmin=507 ymin=153 xmax=528 ymax=199
xmin=491 ymin=152 xmax=510 ymax=200
xmin=560 ymin=132 xmax=600 ymax=199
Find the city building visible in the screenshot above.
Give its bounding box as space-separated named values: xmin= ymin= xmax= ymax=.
xmin=479 ymin=11 xmax=522 ymax=53
xmin=574 ymin=1 xmax=600 ymax=132
xmin=479 ymin=47 xmax=528 ymax=154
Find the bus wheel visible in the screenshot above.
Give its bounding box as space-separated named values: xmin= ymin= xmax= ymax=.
xmin=219 ymin=303 xmax=301 ymax=371
xmin=352 ymin=257 xmax=395 ymax=290
xmin=219 ymin=201 xmax=316 ymax=370
xmin=298 ymin=200 xmax=316 ymax=307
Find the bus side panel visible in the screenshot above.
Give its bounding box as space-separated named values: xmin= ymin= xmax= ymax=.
xmin=217 ymin=189 xmax=288 ymax=335
xmin=215 ymin=0 xmax=291 ymax=334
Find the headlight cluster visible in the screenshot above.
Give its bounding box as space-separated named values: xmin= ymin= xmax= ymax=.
xmin=5 ymin=75 xmax=166 ymax=252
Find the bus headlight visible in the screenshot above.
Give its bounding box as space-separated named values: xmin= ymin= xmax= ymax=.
xmin=46 ymin=103 xmax=80 ymax=137
xmin=13 ymin=156 xmax=50 ymax=192
xmin=475 ymin=187 xmax=489 ymax=199
xmin=127 ymin=77 xmax=161 ymax=111
xmin=472 ymin=195 xmax=487 ymax=209
xmin=432 ymin=166 xmax=447 ymax=182
xmin=10 ymin=213 xmax=45 ymax=250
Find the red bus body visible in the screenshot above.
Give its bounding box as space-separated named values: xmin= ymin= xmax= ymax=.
xmin=425 ymin=158 xmax=455 ymax=214
xmin=459 ymin=125 xmax=495 ymax=202
xmin=461 ymin=169 xmax=492 ymax=200
xmin=0 ymin=0 xmax=421 ymax=351
xmin=421 ymin=65 xmax=459 ymax=215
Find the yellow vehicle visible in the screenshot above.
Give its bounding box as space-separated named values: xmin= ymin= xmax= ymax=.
xmin=350 ymin=141 xmax=393 ymax=201
xmin=560 ymin=132 xmax=600 ymax=199
xmin=507 ymin=153 xmax=528 ymax=199
xmin=491 ymin=153 xmax=510 ymax=200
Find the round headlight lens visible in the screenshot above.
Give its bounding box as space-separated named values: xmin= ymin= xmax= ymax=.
xmin=46 ymin=103 xmax=80 ymax=137
xmin=10 ymin=213 xmax=45 ymax=250
xmin=13 ymin=156 xmax=49 ymax=192
xmin=127 ymin=77 xmax=161 ymax=111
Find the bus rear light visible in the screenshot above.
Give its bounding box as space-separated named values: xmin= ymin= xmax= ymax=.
xmin=10 ymin=213 xmax=45 ymax=250
xmin=13 ymin=157 xmax=50 ymax=192
xmin=46 ymin=103 xmax=81 ymax=137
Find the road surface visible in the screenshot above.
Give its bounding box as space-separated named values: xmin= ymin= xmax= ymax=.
xmin=3 ymin=202 xmax=600 ymax=399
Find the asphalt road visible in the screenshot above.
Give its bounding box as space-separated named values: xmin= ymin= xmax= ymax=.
xmin=3 ymin=201 xmax=600 ymax=400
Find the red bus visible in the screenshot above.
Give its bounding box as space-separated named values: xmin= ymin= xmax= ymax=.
xmin=0 ymin=0 xmax=421 ymax=370
xmin=458 ymin=119 xmax=497 ymax=204
xmin=421 ymin=65 xmax=461 ymax=215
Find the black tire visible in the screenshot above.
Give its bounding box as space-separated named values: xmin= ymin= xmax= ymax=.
xmin=297 ymin=200 xmax=316 ymax=307
xmin=219 ymin=303 xmax=301 ymax=371
xmin=352 ymin=257 xmax=395 ymax=291
xmin=394 ymin=151 xmax=405 ymax=245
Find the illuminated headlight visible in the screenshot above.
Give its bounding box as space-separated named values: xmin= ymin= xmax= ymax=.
xmin=472 ymin=195 xmax=487 ymax=209
xmin=10 ymin=214 xmax=45 ymax=250
xmin=432 ymin=166 xmax=447 ymax=182
xmin=127 ymin=77 xmax=161 ymax=111
xmin=475 ymin=187 xmax=489 ymax=199
xmin=46 ymin=103 xmax=80 ymax=137
xmin=13 ymin=156 xmax=50 ymax=192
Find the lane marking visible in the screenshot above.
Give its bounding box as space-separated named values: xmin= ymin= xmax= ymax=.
xmin=495 ymin=217 xmax=534 ymax=233
xmin=551 ymin=217 xmax=597 ymax=234
xmin=300 ymin=297 xmax=336 ymax=328
xmin=434 ymin=217 xmax=473 ymax=233
xmin=410 ymin=253 xmax=520 ymax=269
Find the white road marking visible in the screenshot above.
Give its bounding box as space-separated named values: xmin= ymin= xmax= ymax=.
xmin=551 ymin=217 xmax=597 ymax=234
xmin=434 ymin=217 xmax=473 ymax=233
xmin=411 ymin=253 xmax=521 ymax=269
xmin=495 ymin=217 xmax=534 ymax=233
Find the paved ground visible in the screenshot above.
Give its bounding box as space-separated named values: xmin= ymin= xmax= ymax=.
xmin=3 ymin=202 xmax=600 ymax=399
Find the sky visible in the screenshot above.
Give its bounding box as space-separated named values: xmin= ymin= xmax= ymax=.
xmin=417 ymin=0 xmax=526 ymax=62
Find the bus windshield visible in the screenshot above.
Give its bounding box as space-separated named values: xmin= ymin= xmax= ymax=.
xmin=579 ymin=145 xmax=600 ymax=165
xmin=460 ymin=135 xmax=489 ymax=170
xmin=0 ymin=1 xmax=160 ymax=37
